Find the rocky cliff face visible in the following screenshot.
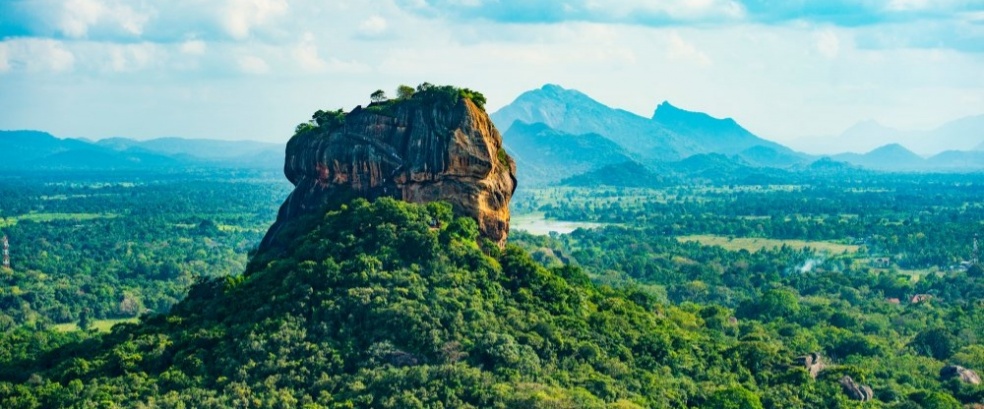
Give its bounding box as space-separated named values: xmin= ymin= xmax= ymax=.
xmin=260 ymin=90 xmax=516 ymax=251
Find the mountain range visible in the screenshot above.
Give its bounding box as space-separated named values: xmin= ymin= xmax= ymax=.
xmin=2 ymin=84 xmax=981 ymax=178
xmin=792 ymin=115 xmax=984 ymax=156
xmin=490 ymin=85 xmax=983 ymax=185
xmin=0 ymin=130 xmax=282 ymax=170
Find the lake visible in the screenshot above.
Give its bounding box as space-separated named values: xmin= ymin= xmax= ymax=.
xmin=510 ymin=213 xmax=609 ymax=235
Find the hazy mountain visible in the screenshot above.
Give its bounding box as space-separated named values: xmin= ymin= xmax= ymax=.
xmin=97 ymin=137 xmax=282 ymax=165
xmin=925 ymin=150 xmax=984 ymax=171
xmin=667 ymin=153 xmax=751 ymax=178
xmin=800 ymin=115 xmax=984 ymax=156
xmin=0 ymin=130 xmax=180 ymax=169
xmin=0 ymin=130 xmax=95 ymax=164
xmin=976 ymin=141 xmax=984 ymax=151
xmin=734 ymin=145 xmax=809 ymax=168
xmin=926 ymin=114 xmax=984 ymax=154
xmin=832 ymin=144 xmax=926 ymax=171
xmin=803 ymin=157 xmax=860 ymax=172
xmin=491 ymin=85 xmax=796 ymax=164
xmin=502 ymin=121 xmax=634 ymax=186
xmin=0 ymin=130 xmax=282 ymax=170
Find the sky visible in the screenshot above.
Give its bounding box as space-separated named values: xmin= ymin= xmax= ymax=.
xmin=0 ymin=0 xmax=982 ymax=150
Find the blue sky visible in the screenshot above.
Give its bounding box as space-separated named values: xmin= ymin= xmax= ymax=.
xmin=0 ymin=0 xmax=981 ymax=151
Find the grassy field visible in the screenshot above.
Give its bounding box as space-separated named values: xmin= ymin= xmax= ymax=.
xmin=676 ymin=234 xmax=860 ymax=254
xmin=52 ymin=318 xmax=138 ymax=333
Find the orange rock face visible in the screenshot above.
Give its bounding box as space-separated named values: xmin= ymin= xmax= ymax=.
xmin=260 ymin=94 xmax=516 ymax=251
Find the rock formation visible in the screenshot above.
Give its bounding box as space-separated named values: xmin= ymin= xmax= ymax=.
xmin=260 ymin=86 xmax=516 ymax=251
xmin=839 ymin=376 xmax=874 ymax=401
xmin=795 ymin=352 xmax=826 ymax=379
xmin=940 ymin=365 xmax=981 ymax=385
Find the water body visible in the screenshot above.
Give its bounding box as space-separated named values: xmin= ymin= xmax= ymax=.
xmin=511 ymin=214 xmax=609 ymax=235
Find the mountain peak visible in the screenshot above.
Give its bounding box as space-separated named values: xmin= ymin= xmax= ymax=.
xmin=652 ymin=101 xmax=736 ymax=126
xmin=540 ymin=83 xmax=566 ymax=93
xmin=868 ymin=143 xmax=915 ymax=155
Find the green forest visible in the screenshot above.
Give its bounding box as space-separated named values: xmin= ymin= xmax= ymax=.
xmin=0 ymin=170 xmax=291 ymax=330
xmin=0 ymin=168 xmax=981 ymax=408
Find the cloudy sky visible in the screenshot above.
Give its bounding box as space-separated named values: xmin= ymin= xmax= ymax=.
xmin=1 ymin=0 xmax=982 ymax=149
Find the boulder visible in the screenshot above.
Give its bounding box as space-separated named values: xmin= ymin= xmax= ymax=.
xmin=839 ymin=376 xmax=874 ymax=401
xmin=940 ymin=365 xmax=981 ymax=385
xmin=795 ymin=352 xmax=826 ymax=379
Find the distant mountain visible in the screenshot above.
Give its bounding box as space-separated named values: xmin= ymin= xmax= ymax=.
xmin=925 ymin=150 xmax=984 ymax=171
xmin=926 ymin=115 xmax=984 ymax=154
xmin=1 ymin=130 xmax=94 ymax=164
xmin=734 ymin=145 xmax=809 ymax=168
xmin=560 ymin=161 xmax=674 ymax=188
xmin=651 ymin=101 xmax=800 ymax=158
xmin=502 ymin=121 xmax=633 ymax=186
xmin=803 ymin=157 xmax=860 ymax=172
xmin=800 ymin=115 xmax=984 ymax=156
xmin=0 ymin=130 xmax=181 ymax=169
xmin=667 ymin=153 xmax=751 ymax=179
xmin=492 ymin=84 xmax=794 ymax=163
xmin=492 ymin=84 xmax=681 ymax=160
xmin=97 ymin=137 xmax=282 ymax=166
xmin=0 ymin=130 xmax=282 ymax=170
xmin=832 ymin=144 xmax=926 ymax=171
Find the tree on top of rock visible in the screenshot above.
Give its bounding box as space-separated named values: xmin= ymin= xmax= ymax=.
xmin=370 ymin=89 xmax=387 ymax=103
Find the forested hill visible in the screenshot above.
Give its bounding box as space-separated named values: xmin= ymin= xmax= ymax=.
xmin=0 ymin=198 xmax=766 ymax=407
xmin=2 ymin=197 xmax=981 ymax=407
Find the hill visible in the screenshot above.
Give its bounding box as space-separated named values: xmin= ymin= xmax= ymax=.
xmin=502 ymin=121 xmax=634 ymax=186
xmin=0 ymin=197 xmax=783 ymax=408
xmin=560 ymin=161 xmax=674 ymax=188
xmin=0 ymin=130 xmax=181 ymax=170
xmin=832 ymin=144 xmax=926 ymax=171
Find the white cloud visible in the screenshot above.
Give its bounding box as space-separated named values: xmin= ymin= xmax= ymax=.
xmin=221 ymin=0 xmax=289 ymax=40
xmin=237 ymin=54 xmax=270 ymax=74
xmin=0 ymin=44 xmax=9 ymax=72
xmin=357 ymin=15 xmax=389 ymax=38
xmin=54 ymin=0 xmax=150 ymax=38
xmin=105 ymin=43 xmax=157 ymax=72
xmin=815 ymin=29 xmax=840 ymax=59
xmin=886 ymin=0 xmax=931 ymax=11
xmin=292 ymin=33 xmax=327 ymax=72
xmin=325 ymin=57 xmax=371 ymax=73
xmin=666 ymin=31 xmax=711 ymax=66
xmin=180 ymin=40 xmax=207 ymax=55
xmin=0 ymin=38 xmax=76 ymax=72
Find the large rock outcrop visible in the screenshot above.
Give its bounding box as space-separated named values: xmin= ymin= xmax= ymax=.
xmin=260 ymin=87 xmax=517 ymax=251
xmin=839 ymin=376 xmax=874 ymax=401
xmin=940 ymin=365 xmax=981 ymax=385
xmin=795 ymin=352 xmax=826 ymax=379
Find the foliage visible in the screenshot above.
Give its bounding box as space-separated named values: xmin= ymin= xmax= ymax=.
xmin=396 ymin=85 xmax=415 ymax=100
xmin=1 ymin=163 xmax=981 ymax=408
xmin=0 ymin=170 xmax=290 ymax=330
xmin=0 ymin=198 xmax=855 ymax=407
